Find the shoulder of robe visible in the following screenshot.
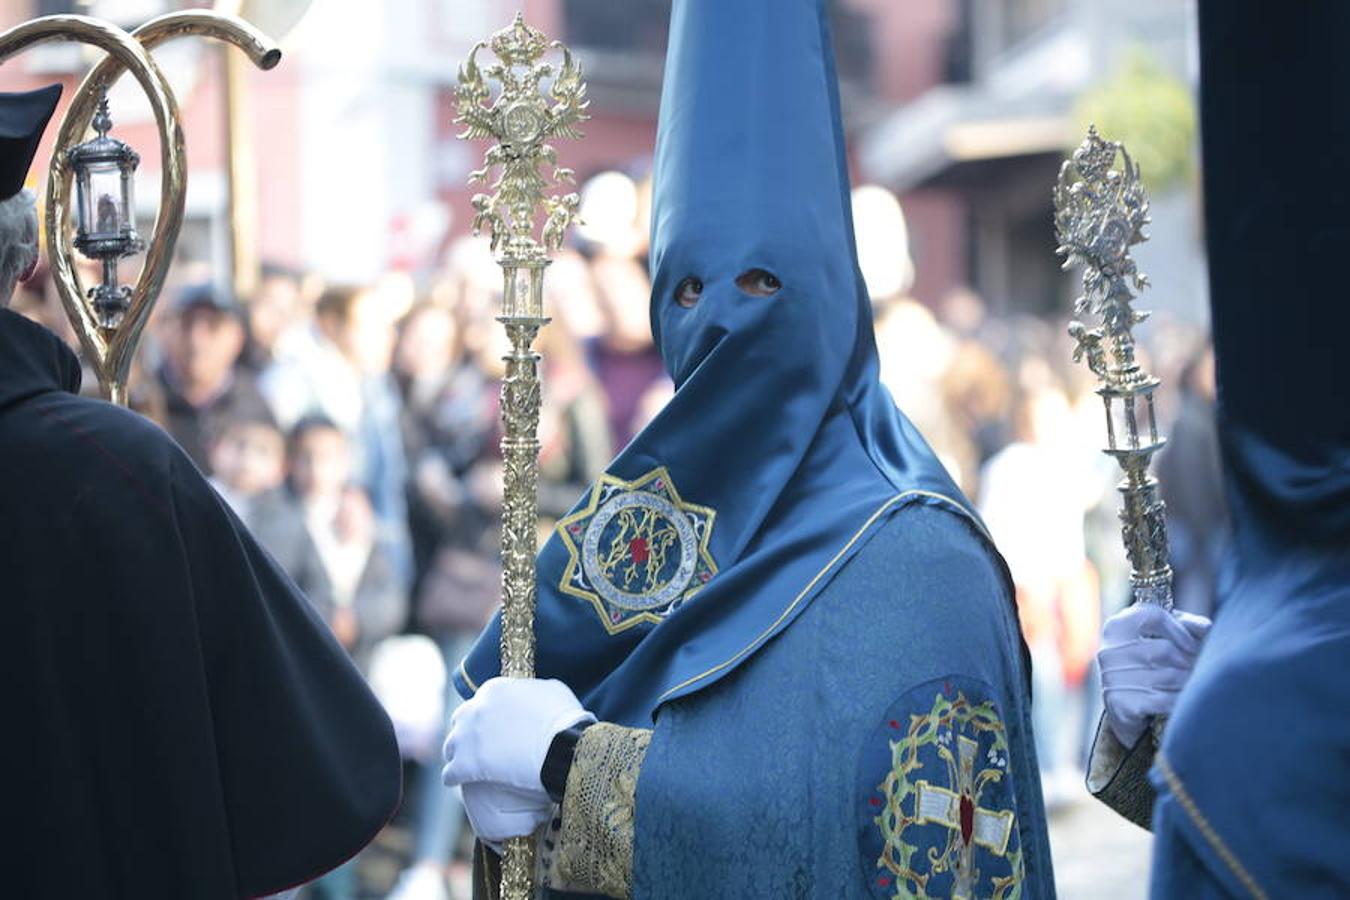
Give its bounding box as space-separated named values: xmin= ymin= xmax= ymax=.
xmin=12 ymin=392 xmax=229 ymax=543
xmin=834 ymin=503 xmax=1021 ymax=664
xmin=19 ymin=391 xmax=188 ymax=482
xmin=855 ymin=674 xmax=1027 ymax=900
xmin=855 ymin=502 xmax=1009 ymax=599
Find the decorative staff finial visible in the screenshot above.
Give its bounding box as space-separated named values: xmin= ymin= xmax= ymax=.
xmin=1055 ymin=125 xmax=1174 ymax=611
xmin=91 ymin=94 xmax=113 ymax=137
xmin=455 ymin=13 xmax=588 ymax=257
xmin=1054 ymin=124 xmax=1153 ymax=386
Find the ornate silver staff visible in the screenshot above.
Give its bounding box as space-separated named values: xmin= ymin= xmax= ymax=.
xmin=1055 ymin=126 xmax=1175 ymax=612
xmin=0 ymin=11 xmax=280 ymax=406
xmin=455 ymin=15 xmax=587 ymax=898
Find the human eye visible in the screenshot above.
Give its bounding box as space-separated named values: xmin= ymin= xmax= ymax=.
xmin=675 ymin=276 xmax=704 ymax=308
xmin=735 ymin=268 xmax=782 ymax=297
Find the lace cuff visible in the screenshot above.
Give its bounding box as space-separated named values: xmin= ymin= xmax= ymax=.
xmin=1086 ymin=713 xmax=1158 ymax=830
xmin=540 ymin=722 xmax=652 ymax=899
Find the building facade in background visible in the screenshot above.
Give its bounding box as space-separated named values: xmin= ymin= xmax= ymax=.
xmin=0 ymin=0 xmax=1202 ymax=321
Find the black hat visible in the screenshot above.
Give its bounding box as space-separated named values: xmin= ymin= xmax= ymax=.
xmin=173 ymin=282 xmax=246 ymax=320
xmin=0 ymin=84 xmax=62 ymax=201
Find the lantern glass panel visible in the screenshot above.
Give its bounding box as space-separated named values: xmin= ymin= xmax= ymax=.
xmin=502 ymin=264 xmax=545 ymax=318
xmin=502 ymin=265 xmax=524 ymax=318
xmin=1106 ymin=394 xmax=1139 ymax=451
xmin=87 ymin=160 xmax=125 ymax=238
xmin=121 ymin=164 xmax=136 ymax=235
xmin=74 ymin=169 xmax=91 ymax=236
xmin=527 ymin=264 xmax=545 ymax=317
xmin=1143 ymin=392 xmax=1159 ymax=444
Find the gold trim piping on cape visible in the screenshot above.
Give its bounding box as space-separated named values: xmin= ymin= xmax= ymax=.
xmin=460 ymin=661 xmax=481 ymax=694
xmin=1155 ymin=753 xmax=1268 ymax=900
xmin=458 ymin=490 xmax=983 ymax=705
xmin=656 ymin=489 xmax=984 ymax=705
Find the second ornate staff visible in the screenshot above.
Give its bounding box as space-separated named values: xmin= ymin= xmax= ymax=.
xmin=1055 ymin=126 xmax=1174 ymax=736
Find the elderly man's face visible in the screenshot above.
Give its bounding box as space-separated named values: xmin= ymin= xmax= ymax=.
xmin=170 ymin=306 xmax=245 ymax=390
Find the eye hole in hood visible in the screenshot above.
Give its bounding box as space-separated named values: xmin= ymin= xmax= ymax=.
xmin=736 ymin=268 xmax=782 ymax=297
xmin=675 ymin=276 xmax=703 ymax=308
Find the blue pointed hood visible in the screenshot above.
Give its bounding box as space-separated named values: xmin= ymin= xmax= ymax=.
xmin=458 ymin=0 xmax=1001 ymax=725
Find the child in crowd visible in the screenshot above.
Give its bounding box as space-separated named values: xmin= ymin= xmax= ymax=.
xmin=207 ymin=415 xmax=334 ymax=610
xmin=287 ymin=415 xmax=407 ymax=670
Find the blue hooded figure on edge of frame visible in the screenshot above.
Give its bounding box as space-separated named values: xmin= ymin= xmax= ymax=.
xmin=457 ymin=1 xmax=1055 ymax=896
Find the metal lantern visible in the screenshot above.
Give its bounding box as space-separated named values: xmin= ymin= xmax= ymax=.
xmin=68 ymin=95 xmax=143 ymax=327
xmin=1100 ymin=378 xmax=1161 ymax=456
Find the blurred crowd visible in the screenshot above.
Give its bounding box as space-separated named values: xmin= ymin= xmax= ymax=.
xmin=874 ymin=287 xmax=1227 ymax=808
xmin=10 ymin=221 xmax=1225 ymax=898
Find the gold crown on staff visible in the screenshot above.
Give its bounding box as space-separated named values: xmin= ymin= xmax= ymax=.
xmin=456 ymin=13 xmax=588 ymax=265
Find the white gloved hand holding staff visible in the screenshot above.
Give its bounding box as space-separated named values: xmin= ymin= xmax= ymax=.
xmin=443 ymin=677 xmax=596 ymax=841
xmin=1099 ymin=603 xmax=1211 ymax=747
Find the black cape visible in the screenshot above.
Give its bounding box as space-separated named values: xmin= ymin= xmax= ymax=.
xmin=0 ymin=309 xmax=402 ymax=897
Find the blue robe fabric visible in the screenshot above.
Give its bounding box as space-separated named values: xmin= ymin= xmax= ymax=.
xmin=1149 ymin=1 xmax=1350 ymax=896
xmin=635 ymin=507 xmax=1053 ymax=899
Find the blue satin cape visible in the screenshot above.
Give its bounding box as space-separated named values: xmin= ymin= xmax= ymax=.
xmin=1149 ymin=2 xmax=1350 ymax=896
xmin=456 ymin=0 xmax=1008 ymax=729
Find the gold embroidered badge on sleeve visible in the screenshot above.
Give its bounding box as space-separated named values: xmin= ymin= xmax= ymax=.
xmin=873 ymin=687 xmax=1024 ymax=900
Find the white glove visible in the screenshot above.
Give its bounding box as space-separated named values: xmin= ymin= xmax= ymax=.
xmin=1099 ymin=603 xmax=1211 ymax=748
xmin=441 ymin=677 xmax=595 ymax=797
xmin=460 ymin=781 xmax=555 ymax=844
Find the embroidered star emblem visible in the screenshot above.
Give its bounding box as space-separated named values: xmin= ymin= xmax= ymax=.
xmin=556 ymin=467 xmax=717 ymax=634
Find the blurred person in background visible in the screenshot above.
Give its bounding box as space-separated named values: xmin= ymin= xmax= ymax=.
xmin=286 ymin=415 xmax=408 ymax=900
xmin=157 ymin=282 xmax=273 ymax=474
xmin=241 ymin=262 xmax=308 ymax=373
xmin=936 ymin=284 xmax=989 ymax=341
xmin=288 ymin=415 xmax=407 ymax=671
xmin=1155 ymin=340 xmax=1228 ymax=618
xmin=389 ymin=301 xmax=501 ymax=900
xmin=538 ymin=265 xmax=614 ymax=521
xmin=873 ymin=296 xmax=974 ymax=490
xmin=261 ymin=283 xmax=412 ymax=585
xmin=587 ymin=252 xmax=666 ymax=449
xmin=395 ymin=300 xmax=491 ymax=594
xmin=546 ymin=247 xmax=606 ymax=343
xmin=207 ymin=414 xmax=335 ymax=617
xmin=979 ymin=368 xmax=1100 ymax=804
xmin=0 ymin=84 xmax=400 ymax=898
xmin=940 ymin=339 xmax=1014 ymax=475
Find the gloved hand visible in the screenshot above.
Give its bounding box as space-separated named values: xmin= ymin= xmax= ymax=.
xmin=1099 ymin=603 xmax=1211 ymax=748
xmin=461 ymin=781 xmax=556 ymax=844
xmin=442 ymin=677 xmax=595 ymax=797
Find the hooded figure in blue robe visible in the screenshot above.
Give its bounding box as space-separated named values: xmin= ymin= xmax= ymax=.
xmin=442 ymin=2 xmax=1054 ymax=897
xmin=1088 ymin=1 xmax=1350 ymax=895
